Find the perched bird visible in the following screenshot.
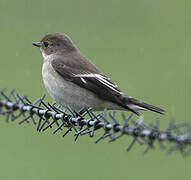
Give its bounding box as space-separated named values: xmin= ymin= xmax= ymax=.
xmin=32 ymin=33 xmax=165 ymax=115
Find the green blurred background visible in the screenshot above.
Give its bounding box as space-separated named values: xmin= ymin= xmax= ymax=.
xmin=0 ymin=0 xmax=190 ymax=179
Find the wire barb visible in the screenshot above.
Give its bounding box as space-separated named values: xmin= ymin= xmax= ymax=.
xmin=0 ymin=88 xmax=191 ymax=155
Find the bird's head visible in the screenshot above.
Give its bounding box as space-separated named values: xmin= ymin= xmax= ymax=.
xmin=33 ymin=33 xmax=77 ymax=58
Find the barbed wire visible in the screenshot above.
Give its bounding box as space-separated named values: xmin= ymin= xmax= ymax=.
xmin=0 ymin=88 xmax=191 ymax=155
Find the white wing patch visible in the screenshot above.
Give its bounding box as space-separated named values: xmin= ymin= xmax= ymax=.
xmin=75 ymin=73 xmax=120 ymax=93
xmin=80 ymin=77 xmax=87 ymax=84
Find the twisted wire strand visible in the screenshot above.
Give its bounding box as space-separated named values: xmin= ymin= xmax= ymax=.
xmin=0 ymin=89 xmax=191 ymax=155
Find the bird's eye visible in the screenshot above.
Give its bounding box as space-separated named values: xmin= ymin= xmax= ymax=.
xmin=43 ymin=41 xmax=49 ymax=47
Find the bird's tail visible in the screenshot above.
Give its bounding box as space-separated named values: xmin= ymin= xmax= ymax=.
xmin=123 ymin=97 xmax=165 ymax=115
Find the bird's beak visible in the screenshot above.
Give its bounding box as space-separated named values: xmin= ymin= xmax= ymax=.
xmin=32 ymin=42 xmax=41 ymax=47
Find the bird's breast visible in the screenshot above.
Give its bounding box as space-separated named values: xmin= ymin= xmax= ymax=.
xmin=42 ymin=61 xmax=74 ymax=106
xmin=42 ymin=61 xmax=102 ymax=110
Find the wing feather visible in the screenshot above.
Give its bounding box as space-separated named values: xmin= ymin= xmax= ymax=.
xmin=51 ymin=59 xmax=127 ymax=108
xmin=50 ymin=58 xmax=165 ymax=115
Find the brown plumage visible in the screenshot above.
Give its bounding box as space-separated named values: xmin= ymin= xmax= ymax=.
xmin=33 ymin=33 xmax=165 ymax=115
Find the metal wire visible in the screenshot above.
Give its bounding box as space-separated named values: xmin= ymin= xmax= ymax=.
xmin=0 ymin=88 xmax=191 ymax=155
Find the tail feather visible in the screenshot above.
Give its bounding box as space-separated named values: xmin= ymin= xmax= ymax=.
xmin=124 ymin=97 xmax=165 ymax=115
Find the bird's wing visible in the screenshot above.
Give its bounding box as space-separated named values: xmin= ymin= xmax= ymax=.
xmin=51 ymin=58 xmax=129 ymax=109
xmin=51 ymin=58 xmax=165 ymax=115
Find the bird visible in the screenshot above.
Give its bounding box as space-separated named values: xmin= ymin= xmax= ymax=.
xmin=32 ymin=33 xmax=165 ymax=115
